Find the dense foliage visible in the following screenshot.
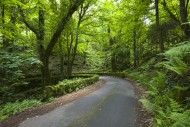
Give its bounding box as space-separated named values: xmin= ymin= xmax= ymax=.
xmin=125 ymin=42 xmax=190 ymax=126
xmin=0 ymin=0 xmax=190 ymax=126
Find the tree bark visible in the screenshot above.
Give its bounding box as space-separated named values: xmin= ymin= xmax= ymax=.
xmin=37 ymin=7 xmax=49 ymax=88
xmin=155 ymin=0 xmax=164 ymax=52
xmin=2 ymin=4 xmax=7 ymax=48
xmin=133 ymin=30 xmax=137 ymax=68
xmin=110 ymin=38 xmax=117 ymax=72
xmin=111 ymin=53 xmax=116 ymax=72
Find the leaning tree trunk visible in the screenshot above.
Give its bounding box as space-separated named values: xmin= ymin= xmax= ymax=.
xmin=162 ymin=0 xmax=190 ymax=40
xmin=179 ymin=0 xmax=190 ymax=40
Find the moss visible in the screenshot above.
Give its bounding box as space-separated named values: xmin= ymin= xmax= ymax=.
xmin=44 ymin=75 xmax=99 ymax=98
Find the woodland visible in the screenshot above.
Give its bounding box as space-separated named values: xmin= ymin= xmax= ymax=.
xmin=0 ymin=0 xmax=190 ymax=126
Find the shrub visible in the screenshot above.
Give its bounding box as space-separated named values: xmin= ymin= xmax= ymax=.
xmin=44 ymin=75 xmax=99 ymax=98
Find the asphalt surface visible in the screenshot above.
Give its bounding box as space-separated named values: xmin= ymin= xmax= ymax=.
xmin=19 ymin=76 xmax=137 ymax=127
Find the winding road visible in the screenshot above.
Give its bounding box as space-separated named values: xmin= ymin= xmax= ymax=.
xmin=19 ymin=76 xmax=138 ymax=127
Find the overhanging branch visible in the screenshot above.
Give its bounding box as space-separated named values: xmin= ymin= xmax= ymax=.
xmin=19 ymin=7 xmax=38 ymax=35
xmin=161 ymin=0 xmax=180 ymax=24
xmin=45 ymin=0 xmax=85 ymax=57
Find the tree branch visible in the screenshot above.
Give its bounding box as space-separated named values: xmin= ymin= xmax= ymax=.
xmin=81 ymin=3 xmax=90 ymax=18
xmin=186 ymin=0 xmax=189 ymax=11
xmin=45 ymin=0 xmax=85 ymax=57
xmin=161 ymin=0 xmax=180 ymax=23
xmin=19 ymin=7 xmax=38 ymax=35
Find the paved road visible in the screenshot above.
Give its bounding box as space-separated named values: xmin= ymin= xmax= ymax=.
xmin=19 ymin=76 xmax=137 ymax=127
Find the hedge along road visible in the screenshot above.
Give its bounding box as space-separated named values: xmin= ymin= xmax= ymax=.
xmin=19 ymin=76 xmax=138 ymax=127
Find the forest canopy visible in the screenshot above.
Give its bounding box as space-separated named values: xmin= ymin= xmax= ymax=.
xmin=0 ymin=0 xmax=190 ymax=126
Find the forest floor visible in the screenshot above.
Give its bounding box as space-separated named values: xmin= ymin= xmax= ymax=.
xmin=0 ymin=76 xmax=152 ymax=127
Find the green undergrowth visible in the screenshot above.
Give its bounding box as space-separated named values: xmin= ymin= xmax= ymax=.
xmin=0 ymin=99 xmax=42 ymax=121
xmin=108 ymin=42 xmax=190 ymax=126
xmin=0 ymin=74 xmax=99 ymax=122
xmin=127 ymin=69 xmax=190 ymax=127
xmin=124 ymin=50 xmax=190 ymax=127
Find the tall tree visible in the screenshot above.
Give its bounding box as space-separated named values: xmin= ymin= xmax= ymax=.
xmin=19 ymin=0 xmax=85 ymax=87
xmin=1 ymin=3 xmax=6 ymax=48
xmin=67 ymin=2 xmax=90 ymax=75
xmin=155 ymin=0 xmax=164 ymax=52
xmin=162 ymin=0 xmax=190 ymax=40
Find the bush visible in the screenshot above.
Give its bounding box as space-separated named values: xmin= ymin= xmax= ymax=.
xmin=44 ymin=75 xmax=99 ymax=98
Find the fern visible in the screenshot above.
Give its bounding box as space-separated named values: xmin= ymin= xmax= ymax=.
xmin=158 ymin=42 xmax=190 ymax=77
xmin=149 ymin=71 xmax=166 ymax=91
xmin=161 ymin=41 xmax=190 ymax=59
xmin=168 ymin=99 xmax=190 ymax=127
xmin=159 ymin=58 xmax=188 ymax=76
xmin=140 ymin=99 xmax=155 ymax=112
xmin=153 ymin=99 xmax=190 ymax=127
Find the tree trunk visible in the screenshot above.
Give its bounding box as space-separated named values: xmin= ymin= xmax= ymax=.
xmin=2 ymin=4 xmax=7 ymax=48
xmin=105 ymin=50 xmax=109 ymax=69
xmin=69 ymin=22 xmax=80 ymax=75
xmin=59 ymin=41 xmax=64 ymax=79
xmin=10 ymin=6 xmax=17 ymax=44
xmin=66 ymin=31 xmax=73 ymax=76
xmin=155 ymin=0 xmax=164 ymax=52
xmin=41 ymin=56 xmax=50 ymax=88
xmin=1 ymin=4 xmax=7 ymax=84
xmin=162 ymin=0 xmax=190 ymax=40
xmin=20 ymin=0 xmax=85 ymax=87
xmin=83 ymin=51 xmax=87 ymax=65
xmin=180 ymin=0 xmax=190 ymax=40
xmin=109 ymin=38 xmax=117 ymax=72
xmin=37 ymin=7 xmax=49 ymax=87
xmin=67 ymin=56 xmax=72 ymax=76
xmin=68 ymin=3 xmax=89 ymax=75
xmin=133 ymin=30 xmax=137 ymax=68
xmin=111 ymin=53 xmax=117 ymax=72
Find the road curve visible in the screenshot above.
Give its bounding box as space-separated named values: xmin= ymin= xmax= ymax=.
xmin=19 ymin=76 xmax=137 ymax=127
